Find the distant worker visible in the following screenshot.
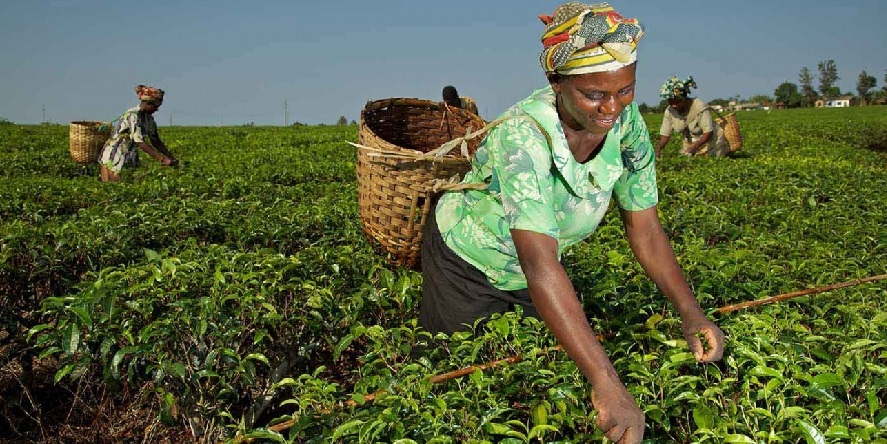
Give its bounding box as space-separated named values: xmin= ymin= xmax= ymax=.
xmin=442 ymin=85 xmax=480 ymax=116
xmin=99 ymin=85 xmax=178 ymax=182
xmin=656 ymin=76 xmax=729 ymax=158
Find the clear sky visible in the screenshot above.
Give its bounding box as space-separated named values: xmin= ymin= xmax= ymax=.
xmin=1 ymin=0 xmax=885 ymax=126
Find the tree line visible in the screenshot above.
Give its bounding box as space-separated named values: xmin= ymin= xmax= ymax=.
xmin=774 ymin=60 xmax=883 ymax=107
xmin=638 ymin=60 xmax=885 ymax=113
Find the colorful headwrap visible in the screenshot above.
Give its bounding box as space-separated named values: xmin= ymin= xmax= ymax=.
xmin=135 ymin=84 xmax=165 ymax=104
xmin=539 ymin=2 xmax=644 ymax=76
xmin=660 ymin=76 xmax=697 ymax=100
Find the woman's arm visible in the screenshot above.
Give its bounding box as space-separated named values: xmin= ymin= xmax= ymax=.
xmin=619 ymin=207 xmax=724 ymax=362
xmin=655 ymin=134 xmax=670 ymax=157
xmin=512 ymin=229 xmax=644 ymax=443
xmin=152 ymin=137 xmax=175 ymax=159
xmin=151 ymin=137 xmax=178 ymax=165
xmin=137 ymin=142 xmax=174 ymax=166
xmin=685 ymin=131 xmax=712 ymax=155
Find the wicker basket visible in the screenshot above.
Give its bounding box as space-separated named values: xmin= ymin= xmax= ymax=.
xmin=355 ymin=98 xmax=486 ymax=269
xmin=69 ymin=121 xmax=111 ymax=164
xmin=715 ymin=113 xmax=742 ymax=153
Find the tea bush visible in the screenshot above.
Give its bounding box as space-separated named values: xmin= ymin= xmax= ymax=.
xmin=1 ymin=107 xmax=886 ymax=442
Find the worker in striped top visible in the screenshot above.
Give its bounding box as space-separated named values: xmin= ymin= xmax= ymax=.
xmin=98 ymin=85 xmax=178 ymax=182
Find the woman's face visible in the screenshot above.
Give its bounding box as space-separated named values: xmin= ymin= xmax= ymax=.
xmin=668 ymin=97 xmax=691 ymax=114
xmin=551 ymin=63 xmax=637 ymax=135
xmin=140 ymin=101 xmax=162 ymax=114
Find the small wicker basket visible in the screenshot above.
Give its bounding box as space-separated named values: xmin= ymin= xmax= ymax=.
xmin=69 ymin=121 xmax=111 ymax=164
xmin=354 ymin=98 xmax=486 ymax=269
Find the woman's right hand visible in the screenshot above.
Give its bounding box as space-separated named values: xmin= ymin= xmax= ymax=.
xmin=160 ymin=156 xmax=174 ymax=166
xmin=591 ymin=381 xmax=645 ymax=443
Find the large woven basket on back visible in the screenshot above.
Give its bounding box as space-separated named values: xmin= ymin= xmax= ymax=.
xmin=716 ymin=112 xmax=743 ymax=153
xmin=69 ymin=121 xmax=111 ymax=164
xmin=354 ymin=98 xmax=486 ymax=269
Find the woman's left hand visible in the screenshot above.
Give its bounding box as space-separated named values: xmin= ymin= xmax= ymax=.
xmin=681 ymin=314 xmax=725 ymax=363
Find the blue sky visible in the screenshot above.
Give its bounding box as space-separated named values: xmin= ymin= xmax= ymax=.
xmin=1 ymin=0 xmax=885 ymax=126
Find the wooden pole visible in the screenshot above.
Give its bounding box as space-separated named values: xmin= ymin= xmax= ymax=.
xmin=716 ymin=273 xmax=887 ymax=314
xmin=238 ymin=273 xmax=887 ymax=441
xmin=258 ymin=333 xmax=615 ymax=437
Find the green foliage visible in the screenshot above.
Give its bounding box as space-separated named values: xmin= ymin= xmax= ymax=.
xmin=2 ymin=107 xmax=887 ymax=442
xmin=857 ymin=70 xmax=878 ymax=105
xmin=798 ymin=67 xmax=817 ymax=107
xmin=817 ymin=59 xmax=840 ymax=98
xmin=860 ymin=124 xmax=887 ymax=152
xmin=773 ymin=82 xmax=802 ymax=108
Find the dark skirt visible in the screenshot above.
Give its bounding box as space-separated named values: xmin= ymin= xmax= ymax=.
xmin=419 ymin=207 xmax=540 ymax=335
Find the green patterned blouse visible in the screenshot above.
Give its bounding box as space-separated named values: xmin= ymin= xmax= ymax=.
xmin=435 ymin=85 xmax=658 ymax=291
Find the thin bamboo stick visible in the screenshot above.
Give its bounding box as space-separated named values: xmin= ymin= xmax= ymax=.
xmin=716 ymin=273 xmax=887 ymax=314
xmin=259 ymin=333 xmax=616 ymax=436
xmin=240 ymin=273 xmax=887 ymax=441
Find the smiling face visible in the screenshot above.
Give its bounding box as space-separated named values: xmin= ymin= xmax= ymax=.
xmin=550 ymin=63 xmax=637 ymax=135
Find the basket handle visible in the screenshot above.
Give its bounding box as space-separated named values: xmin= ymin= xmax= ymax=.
xmin=348 ymin=114 xmax=549 ymax=162
xmin=349 ymin=114 xmax=552 ymax=194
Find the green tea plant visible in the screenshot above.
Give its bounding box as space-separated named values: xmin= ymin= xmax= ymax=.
xmin=1 ymin=107 xmax=885 ymax=442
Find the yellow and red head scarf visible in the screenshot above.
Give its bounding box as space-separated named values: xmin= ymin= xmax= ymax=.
xmin=135 ymin=84 xmax=165 ymax=104
xmin=539 ymin=2 xmax=644 ymax=76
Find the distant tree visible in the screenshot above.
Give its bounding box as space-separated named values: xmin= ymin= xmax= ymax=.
xmin=773 ymin=82 xmax=802 ymax=108
xmin=817 ymin=59 xmax=839 ymax=99
xmin=798 ymin=67 xmax=817 ymax=106
xmin=823 ymin=86 xmax=842 ymax=100
xmin=856 ymin=70 xmax=877 ymax=106
xmin=709 ymin=98 xmax=730 ymax=107
xmin=336 ymin=115 xmax=348 ymax=125
xmin=749 ymin=94 xmax=772 ymax=105
xmin=350 ymin=120 xmax=357 ymax=125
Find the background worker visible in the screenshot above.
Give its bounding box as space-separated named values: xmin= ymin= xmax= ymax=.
xmin=442 ymin=85 xmax=480 ymax=116
xmin=656 ymin=76 xmax=729 ymax=157
xmin=98 ymin=84 xmax=178 ymax=182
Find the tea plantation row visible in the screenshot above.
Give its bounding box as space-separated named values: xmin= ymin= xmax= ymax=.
xmin=0 ymin=107 xmax=885 ymax=443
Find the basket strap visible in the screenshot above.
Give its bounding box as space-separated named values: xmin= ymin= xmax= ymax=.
xmin=97 ymin=117 xmax=121 ymax=132
xmin=700 ymin=106 xmax=729 ymax=123
xmin=349 ymin=115 xmax=549 ymax=163
xmin=349 ymin=115 xmax=552 ymax=193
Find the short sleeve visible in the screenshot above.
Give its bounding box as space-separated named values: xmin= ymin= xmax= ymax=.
xmin=698 ymin=109 xmax=714 ymax=133
xmin=130 ymin=113 xmax=146 ymax=144
xmin=659 ymin=111 xmax=673 ymax=137
xmin=487 ymin=118 xmax=559 ymax=239
xmin=113 ymin=111 xmax=142 ymax=143
xmin=615 ymin=105 xmax=659 ymax=211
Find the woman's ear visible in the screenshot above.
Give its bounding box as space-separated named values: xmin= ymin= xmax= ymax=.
xmin=547 ymin=73 xmax=562 ymax=94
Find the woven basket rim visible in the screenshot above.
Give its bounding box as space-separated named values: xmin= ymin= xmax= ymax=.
xmin=70 ymin=120 xmax=108 ymax=125
xmin=359 ymin=97 xmax=484 ymax=160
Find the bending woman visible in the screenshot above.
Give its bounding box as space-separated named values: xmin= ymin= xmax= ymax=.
xmin=420 ymin=3 xmax=724 ymax=443
xmin=655 ymin=76 xmax=729 ymax=157
xmin=99 ymin=85 xmax=178 ymax=182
